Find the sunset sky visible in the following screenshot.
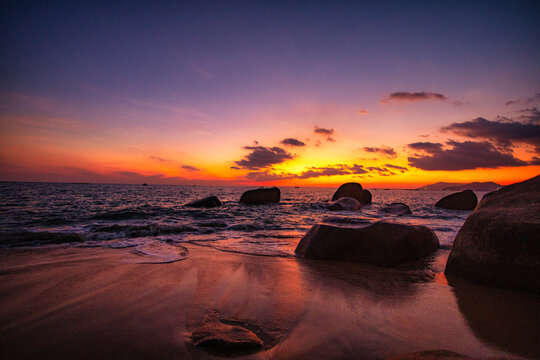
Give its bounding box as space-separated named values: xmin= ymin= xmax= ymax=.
xmin=1 ymin=1 xmax=539 ymax=187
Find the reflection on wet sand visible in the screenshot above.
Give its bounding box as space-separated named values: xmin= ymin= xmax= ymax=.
xmin=1 ymin=245 xmax=538 ymax=359
xmin=448 ymin=276 xmax=540 ymax=359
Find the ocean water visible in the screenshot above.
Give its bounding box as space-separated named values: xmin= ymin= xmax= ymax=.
xmin=0 ymin=182 xmax=481 ymax=263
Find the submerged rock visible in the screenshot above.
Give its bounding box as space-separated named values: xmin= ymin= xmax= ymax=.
xmin=435 ymin=190 xmax=477 ymax=210
xmin=185 ymin=196 xmax=222 ymax=208
xmin=332 ymin=182 xmax=372 ymax=205
xmin=191 ymin=311 xmax=263 ymax=351
xmin=379 ymin=202 xmax=412 ymax=215
xmin=445 ymin=175 xmax=540 ymax=293
xmin=240 ymin=187 xmax=280 ymax=204
xmin=295 ymin=221 xmax=439 ymax=267
xmin=327 ymin=197 xmax=361 ymax=211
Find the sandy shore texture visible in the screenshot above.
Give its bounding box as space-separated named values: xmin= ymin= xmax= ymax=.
xmin=1 ymin=244 xmax=539 ymax=359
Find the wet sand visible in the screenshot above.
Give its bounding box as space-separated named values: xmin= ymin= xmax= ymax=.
xmin=1 ymin=245 xmax=539 ymax=359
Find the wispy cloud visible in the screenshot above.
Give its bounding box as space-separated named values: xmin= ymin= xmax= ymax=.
xmin=363 ymin=146 xmax=397 ymax=158
xmin=149 ymin=155 xmax=176 ymax=164
xmin=505 ymin=93 xmax=540 ymax=106
xmin=181 ymin=164 xmax=201 ymax=171
xmin=382 ymin=91 xmax=448 ymax=103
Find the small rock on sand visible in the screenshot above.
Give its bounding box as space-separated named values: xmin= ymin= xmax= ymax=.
xmin=191 ymin=311 xmax=263 ymax=351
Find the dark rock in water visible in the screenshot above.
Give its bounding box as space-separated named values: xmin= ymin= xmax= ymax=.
xmin=332 ymin=182 xmax=372 ymax=204
xmin=240 ymin=187 xmax=280 ymax=204
xmin=327 ymin=197 xmax=361 ymax=211
xmin=386 ymin=350 xmax=476 ymax=360
xmin=295 ymin=221 xmax=439 ymax=267
xmin=142 ymin=183 xmax=148 ymax=186
xmin=185 ymin=196 xmax=222 ymax=208
xmin=445 ymin=175 xmax=540 ymax=293
xmin=435 ymin=190 xmax=477 ymax=210
xmin=191 ymin=311 xmax=263 ymax=351
xmin=379 ymin=202 xmax=412 ymax=215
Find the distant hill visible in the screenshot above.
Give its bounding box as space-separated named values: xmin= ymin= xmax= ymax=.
xmin=416 ymin=181 xmax=501 ymax=191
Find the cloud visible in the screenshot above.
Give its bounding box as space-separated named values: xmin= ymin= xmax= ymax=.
xmin=314 ymin=126 xmax=336 ymax=142
xmin=234 ymin=145 xmax=294 ymax=170
xmin=363 ymin=146 xmax=397 ymax=158
xmin=149 ymin=155 xmax=175 ymax=164
xmin=230 ymin=166 xmax=241 ymax=170
xmin=408 ymin=142 xmax=444 ymax=153
xmin=385 ymin=164 xmax=408 ymax=171
xmin=505 ymin=93 xmax=540 ymax=106
xmin=244 ymin=164 xmax=375 ymax=182
xmin=382 ymin=91 xmax=448 ymax=103
xmin=280 ymin=138 xmax=306 ymax=147
xmin=181 ymin=164 xmax=200 ymax=171
xmin=358 ymin=110 xmax=368 ymax=115
xmin=529 ymin=156 xmax=540 ymax=165
xmin=314 ymin=126 xmax=334 ymax=135
xmin=407 ymin=140 xmax=528 ymax=171
xmin=441 ymin=109 xmax=540 ymax=151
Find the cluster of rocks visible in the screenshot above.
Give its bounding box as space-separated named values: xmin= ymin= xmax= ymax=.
xmin=185 ymin=176 xmax=539 ymax=294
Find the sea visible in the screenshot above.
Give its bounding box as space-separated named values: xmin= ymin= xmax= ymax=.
xmin=0 ymin=182 xmax=481 ymax=263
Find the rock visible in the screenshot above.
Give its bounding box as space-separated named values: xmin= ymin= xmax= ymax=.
xmin=185 ymin=196 xmax=222 ymax=208
xmin=142 ymin=183 xmax=148 ymax=186
xmin=435 ymin=190 xmax=477 ymax=210
xmin=444 ymin=175 xmax=540 ymax=293
xmin=380 ymin=203 xmax=412 ymax=215
xmin=240 ymin=187 xmax=280 ymax=204
xmin=386 ymin=350 xmax=476 ymax=360
xmin=327 ymin=197 xmax=361 ymax=211
xmin=191 ymin=311 xmax=263 ymax=351
xmin=295 ymin=221 xmax=439 ymax=267
xmin=332 ymin=182 xmax=372 ymax=205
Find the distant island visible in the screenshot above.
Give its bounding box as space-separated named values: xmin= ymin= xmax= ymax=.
xmin=416 ymin=181 xmax=501 ymax=191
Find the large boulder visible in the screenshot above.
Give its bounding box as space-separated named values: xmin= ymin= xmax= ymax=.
xmin=185 ymin=196 xmax=221 ymax=208
xmin=379 ymin=202 xmax=412 ymax=215
xmin=444 ymin=175 xmax=540 ymax=293
xmin=327 ymin=197 xmax=361 ymax=211
xmin=435 ymin=190 xmax=477 ymax=210
xmin=295 ymin=221 xmax=439 ymax=267
xmin=332 ymin=182 xmax=372 ymax=205
xmin=240 ymin=187 xmax=280 ymax=204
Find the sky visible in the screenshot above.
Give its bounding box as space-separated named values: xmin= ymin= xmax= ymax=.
xmin=1 ymin=0 xmax=539 ymax=188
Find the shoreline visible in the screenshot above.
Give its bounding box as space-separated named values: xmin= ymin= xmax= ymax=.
xmin=0 ymin=244 xmax=540 ymax=359
xmin=1 ymin=244 xmax=539 ymax=359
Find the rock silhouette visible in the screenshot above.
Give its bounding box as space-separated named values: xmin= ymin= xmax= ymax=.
xmin=445 ymin=175 xmax=540 ymax=293
xmin=332 ymin=182 xmax=372 ymax=205
xmin=185 ymin=196 xmax=222 ymax=208
xmin=435 ymin=190 xmax=477 ymax=210
xmin=240 ymin=187 xmax=280 ymax=204
xmin=295 ymin=221 xmax=439 ymax=267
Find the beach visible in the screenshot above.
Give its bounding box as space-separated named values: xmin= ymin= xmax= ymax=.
xmin=2 ymin=244 xmax=538 ymax=359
